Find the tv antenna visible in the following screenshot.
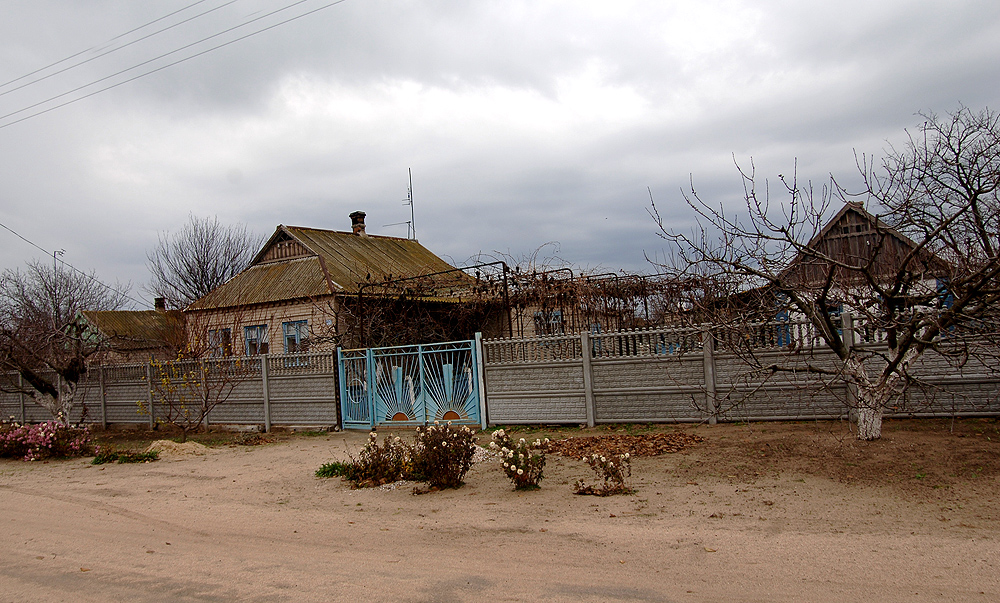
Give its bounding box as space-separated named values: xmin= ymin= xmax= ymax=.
xmin=384 ymin=168 xmax=416 ymax=239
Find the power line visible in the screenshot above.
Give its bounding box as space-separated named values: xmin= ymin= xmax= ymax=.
xmin=0 ymin=0 xmax=241 ymax=99
xmin=0 ymin=219 xmax=149 ymax=309
xmin=0 ymin=0 xmax=349 ymax=129
xmin=0 ymin=0 xmax=217 ymax=90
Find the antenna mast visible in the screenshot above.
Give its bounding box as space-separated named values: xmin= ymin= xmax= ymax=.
xmin=406 ymin=168 xmax=416 ymax=240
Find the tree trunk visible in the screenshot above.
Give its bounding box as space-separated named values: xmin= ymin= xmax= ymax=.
xmin=844 ymin=356 xmax=887 ymax=441
xmin=855 ymin=402 xmax=883 ymax=441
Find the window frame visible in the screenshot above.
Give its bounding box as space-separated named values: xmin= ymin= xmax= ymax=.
xmin=282 ymin=320 xmax=309 ymax=355
xmin=208 ymin=328 xmax=232 ymax=357
xmin=244 ymin=324 xmax=269 ymax=356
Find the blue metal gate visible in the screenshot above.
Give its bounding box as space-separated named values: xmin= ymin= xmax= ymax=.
xmin=337 ymin=339 xmax=483 ymax=430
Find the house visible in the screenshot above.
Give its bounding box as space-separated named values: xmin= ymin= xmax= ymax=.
xmin=781 ymin=201 xmax=948 ymax=292
xmin=715 ymin=201 xmax=952 ymax=343
xmin=185 ymin=212 xmax=497 ymax=354
xmin=81 ymin=299 xmax=185 ymax=363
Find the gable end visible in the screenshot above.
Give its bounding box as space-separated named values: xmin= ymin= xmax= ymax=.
xmin=258 ymin=231 xmax=312 ymax=263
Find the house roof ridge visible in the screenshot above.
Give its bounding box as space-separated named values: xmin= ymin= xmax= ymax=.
xmin=283 ymin=224 xmax=414 ymax=242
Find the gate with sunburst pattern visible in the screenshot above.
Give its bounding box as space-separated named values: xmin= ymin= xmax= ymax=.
xmin=337 ymin=338 xmax=485 ymax=430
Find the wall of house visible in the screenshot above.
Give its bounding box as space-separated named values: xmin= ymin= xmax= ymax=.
xmin=186 ymin=296 xmax=346 ymax=357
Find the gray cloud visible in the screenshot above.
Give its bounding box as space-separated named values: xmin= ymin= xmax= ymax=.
xmin=1 ymin=0 xmax=999 ymax=308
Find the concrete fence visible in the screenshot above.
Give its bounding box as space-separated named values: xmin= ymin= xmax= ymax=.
xmin=4 ymin=317 xmax=1000 ymax=428
xmin=0 ymin=352 xmax=339 ymax=429
xmin=480 ymin=317 xmax=1000 ymax=425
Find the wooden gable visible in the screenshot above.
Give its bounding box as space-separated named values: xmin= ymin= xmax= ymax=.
xmin=256 ymin=231 xmax=312 ymax=264
xmin=783 ymin=203 xmax=947 ymax=286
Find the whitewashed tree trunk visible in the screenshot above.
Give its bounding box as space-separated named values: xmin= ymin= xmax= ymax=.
xmin=843 ymin=345 xmax=922 ymax=441
xmin=855 ymin=397 xmax=884 ymax=441
xmin=844 ymin=357 xmax=886 ymax=441
xmin=31 ymin=386 xmax=75 ymax=426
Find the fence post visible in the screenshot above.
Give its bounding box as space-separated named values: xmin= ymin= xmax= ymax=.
xmin=366 ymin=348 xmax=376 ymax=429
xmin=474 ymin=333 xmax=488 ymax=430
xmin=331 ymin=350 xmax=342 ymax=430
xmin=261 ymin=355 xmax=272 ymax=433
xmin=99 ymin=365 xmax=108 ymax=429
xmin=146 ymin=363 xmax=155 ymax=429
xmin=841 ymin=312 xmax=858 ymax=420
xmin=580 ymin=331 xmax=596 ymax=428
xmin=702 ymin=328 xmax=717 ymax=425
xmin=200 ymin=361 xmax=210 ymax=428
xmin=18 ymin=374 xmax=26 ymax=424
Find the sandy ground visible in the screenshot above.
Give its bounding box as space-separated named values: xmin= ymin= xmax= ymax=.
xmin=1 ymin=422 xmax=998 ymax=602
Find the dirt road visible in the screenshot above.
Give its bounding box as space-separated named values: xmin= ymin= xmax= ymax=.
xmin=1 ymin=422 xmax=997 ymax=602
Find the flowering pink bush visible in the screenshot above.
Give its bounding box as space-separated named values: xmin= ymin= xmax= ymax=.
xmin=0 ymin=419 xmax=92 ymax=461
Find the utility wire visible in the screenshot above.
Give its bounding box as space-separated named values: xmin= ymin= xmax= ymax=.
xmin=0 ymin=0 xmax=344 ymax=127
xmin=0 ymin=219 xmax=148 ymax=308
xmin=0 ymin=0 xmax=217 ymax=91
xmin=0 ymin=0 xmax=241 ymax=99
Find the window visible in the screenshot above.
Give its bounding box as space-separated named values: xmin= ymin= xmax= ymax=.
xmin=283 ymin=320 xmax=309 ymax=354
xmin=208 ymin=328 xmax=232 ymax=357
xmin=533 ymin=310 xmax=564 ymax=336
xmin=244 ymin=325 xmax=268 ymax=355
xmin=937 ymin=278 xmax=954 ymax=309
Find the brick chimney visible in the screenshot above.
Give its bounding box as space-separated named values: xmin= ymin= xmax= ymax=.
xmin=154 ymin=297 xmax=166 ymax=312
xmin=349 ymin=211 xmax=368 ymax=237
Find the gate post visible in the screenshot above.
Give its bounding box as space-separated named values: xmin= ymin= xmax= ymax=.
xmin=474 ymin=333 xmax=488 ymax=430
xmin=417 ymin=344 xmax=427 ymax=424
xmin=366 ymin=348 xmax=376 ymax=429
xmin=580 ymin=331 xmax=596 ymax=428
xmin=332 ymin=349 xmax=342 ymax=429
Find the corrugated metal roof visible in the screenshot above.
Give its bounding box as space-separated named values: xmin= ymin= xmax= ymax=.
xmin=187 ymin=256 xmax=331 ymax=311
xmin=81 ymin=310 xmax=183 ymax=350
xmin=285 ymin=226 xmax=460 ymax=293
xmin=187 ymin=226 xmax=475 ymax=311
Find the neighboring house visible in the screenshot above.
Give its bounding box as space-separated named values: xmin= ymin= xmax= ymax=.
xmin=724 ymin=201 xmax=951 ymax=328
xmin=185 ymin=211 xmax=488 ymax=354
xmin=781 ymin=201 xmax=948 ymax=291
xmin=81 ymin=299 xmax=185 ymax=363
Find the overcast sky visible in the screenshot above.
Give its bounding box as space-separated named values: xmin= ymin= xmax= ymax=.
xmin=1 ymin=0 xmax=998 ymax=308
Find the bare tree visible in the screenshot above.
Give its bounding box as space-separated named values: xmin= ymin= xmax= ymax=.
xmin=139 ymin=307 xmax=264 ymax=440
xmin=652 ymin=107 xmax=1000 ymax=440
xmin=146 ymin=214 xmax=264 ymax=310
xmin=0 ymin=260 xmax=129 ymax=422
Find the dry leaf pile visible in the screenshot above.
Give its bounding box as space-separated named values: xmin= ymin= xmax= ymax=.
xmin=546 ymin=432 xmax=703 ymax=458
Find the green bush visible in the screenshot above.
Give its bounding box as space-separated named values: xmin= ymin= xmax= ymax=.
xmin=315 ymin=461 xmax=354 ymax=479
xmin=92 ymin=446 xmax=159 ymax=465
